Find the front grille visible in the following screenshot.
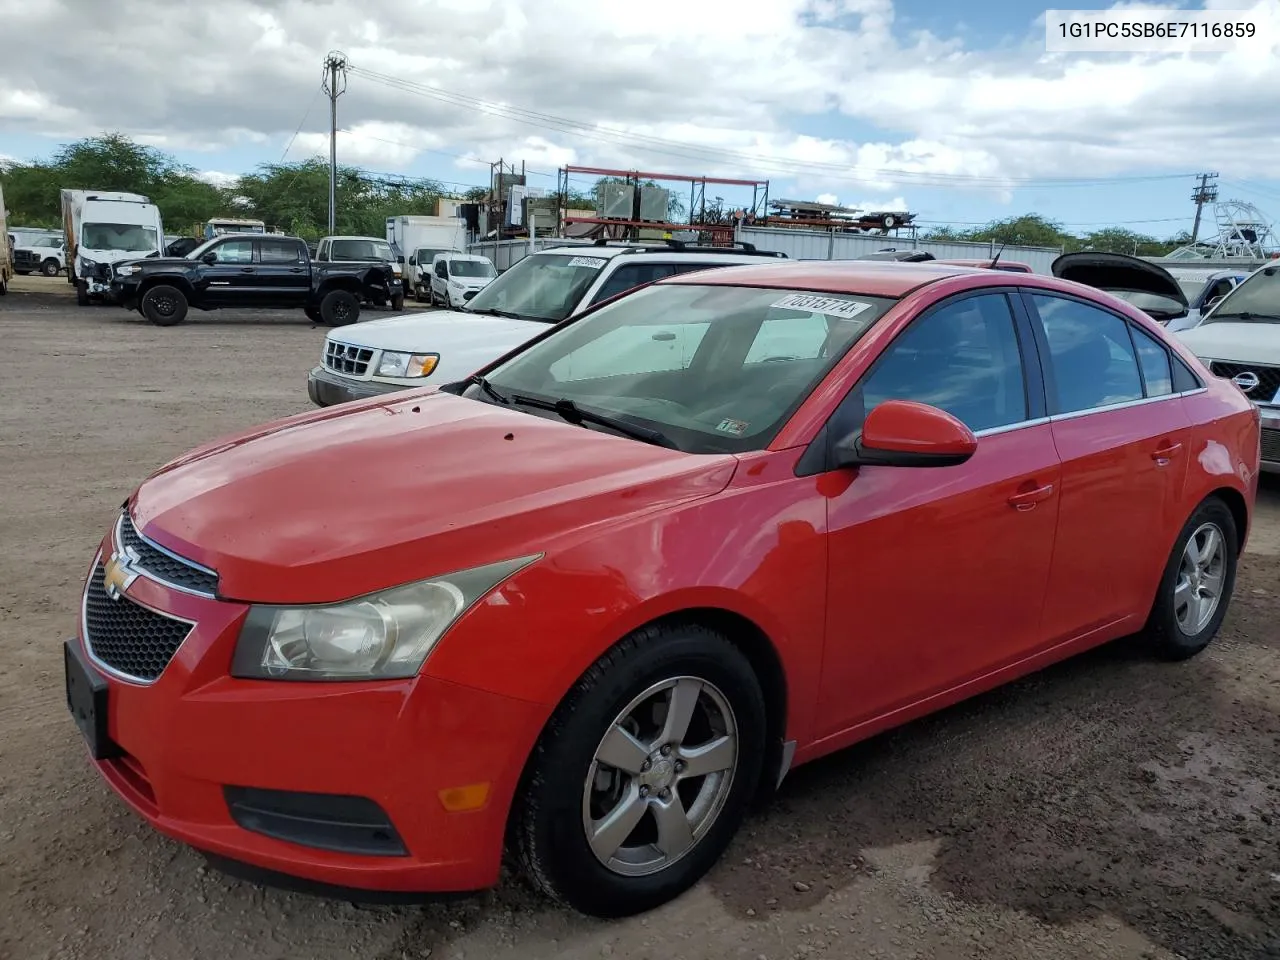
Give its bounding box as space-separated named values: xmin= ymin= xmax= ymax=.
xmin=1262 ymin=427 xmax=1280 ymax=464
xmin=1209 ymin=361 xmax=1280 ymax=403
xmin=324 ymin=340 xmax=374 ymax=376
xmin=83 ymin=562 xmax=193 ymax=682
xmin=118 ymin=513 xmax=218 ymax=595
xmin=463 ymin=290 xmax=478 ymax=301
xmin=14 ymin=250 xmax=39 ymax=269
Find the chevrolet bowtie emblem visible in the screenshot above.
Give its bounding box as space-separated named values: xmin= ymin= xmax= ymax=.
xmin=103 ymin=547 xmax=142 ymax=601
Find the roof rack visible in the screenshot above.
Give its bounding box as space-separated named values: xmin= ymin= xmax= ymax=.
xmin=588 ymin=237 xmax=786 ymax=258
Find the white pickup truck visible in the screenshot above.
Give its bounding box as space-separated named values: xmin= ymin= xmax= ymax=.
xmin=306 ymin=241 xmax=788 ymax=407
xmin=1172 ymin=260 xmax=1280 ymax=473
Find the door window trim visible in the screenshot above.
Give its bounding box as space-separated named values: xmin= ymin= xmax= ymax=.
xmin=795 ymin=287 xmax=1048 ymax=476
xmin=1018 ymin=288 xmax=1205 ymax=419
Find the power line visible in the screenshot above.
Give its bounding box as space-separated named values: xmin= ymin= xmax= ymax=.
xmin=280 ymin=84 xmax=325 ymax=163
xmin=345 ymin=62 xmax=1199 ymax=189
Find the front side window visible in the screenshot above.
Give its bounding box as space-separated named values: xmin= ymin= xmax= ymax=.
xmin=465 ymin=252 xmax=610 ymax=322
xmin=589 ymin=263 xmax=679 ymax=305
xmin=852 ymin=293 xmax=1028 ymax=433
xmin=1032 ymin=295 xmax=1143 ymax=412
xmin=210 ymin=240 xmax=255 ymax=264
xmin=479 ymin=284 xmax=893 ymax=453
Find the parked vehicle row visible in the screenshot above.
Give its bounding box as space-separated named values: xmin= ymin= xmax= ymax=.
xmin=65 ymin=255 xmax=1260 ymax=920
xmin=307 ymin=239 xmax=789 ymax=407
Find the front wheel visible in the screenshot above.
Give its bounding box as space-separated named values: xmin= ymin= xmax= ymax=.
xmin=319 ymin=289 xmax=360 ymax=325
xmin=390 ymin=292 xmax=405 ymax=312
xmin=1142 ymin=497 xmax=1239 ymax=660
xmin=513 ymin=623 xmax=766 ymax=918
xmin=76 ymin=280 xmax=90 ymax=306
xmin=141 ymin=284 xmax=189 ymax=326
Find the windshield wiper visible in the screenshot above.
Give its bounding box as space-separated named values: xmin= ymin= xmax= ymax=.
xmin=509 ymin=394 xmax=678 ymax=449
xmin=466 ymin=306 xmax=526 ymax=320
xmin=1207 ymin=311 xmax=1280 ymax=323
xmin=465 ymin=374 xmax=510 ymax=405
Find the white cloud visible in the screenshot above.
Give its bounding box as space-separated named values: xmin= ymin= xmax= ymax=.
xmin=194 ymin=170 xmax=239 ymax=189
xmin=0 ymin=0 xmax=1277 ymax=202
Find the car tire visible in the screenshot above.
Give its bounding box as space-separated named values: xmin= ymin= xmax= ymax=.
xmin=390 ymin=292 xmax=405 ymax=312
xmin=0 ymin=276 xmax=7 ymax=295
xmin=41 ymin=259 xmax=61 ymax=277
xmin=320 ymin=289 xmax=360 ymax=325
xmin=141 ymin=284 xmax=189 ymax=326
xmin=304 ymin=304 xmax=322 ymax=324
xmin=513 ymin=621 xmax=766 ymax=918
xmin=75 ymin=280 xmax=90 ymax=306
xmin=413 ymin=285 xmax=425 ymax=303
xmin=1142 ymin=496 xmax=1239 ymax=661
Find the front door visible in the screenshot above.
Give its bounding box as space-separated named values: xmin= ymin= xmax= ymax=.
xmin=198 ymin=238 xmax=259 ymax=305
xmin=817 ymin=291 xmax=1061 ymax=737
xmin=254 ymin=238 xmax=310 ymax=306
xmin=1023 ymin=292 xmax=1192 ymax=642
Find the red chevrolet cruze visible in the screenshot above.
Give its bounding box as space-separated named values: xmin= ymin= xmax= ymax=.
xmin=65 ymin=260 xmax=1260 ymax=917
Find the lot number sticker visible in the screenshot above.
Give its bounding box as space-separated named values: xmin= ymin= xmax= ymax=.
xmin=567 ymin=256 xmax=607 ymax=269
xmin=770 ymin=293 xmax=873 ymax=320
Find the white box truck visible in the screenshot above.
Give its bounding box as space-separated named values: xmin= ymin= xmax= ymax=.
xmin=385 ymin=215 xmax=466 ymax=302
xmin=62 ymin=189 xmax=165 ymax=305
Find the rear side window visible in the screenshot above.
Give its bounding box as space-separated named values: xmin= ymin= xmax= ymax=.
xmin=1032 ymin=295 xmax=1143 ymax=413
xmin=259 ymin=239 xmax=303 ymax=264
xmin=1129 ymin=324 xmax=1173 ymax=397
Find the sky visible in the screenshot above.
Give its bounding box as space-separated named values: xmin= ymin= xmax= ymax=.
xmin=3 ymin=0 xmax=1280 ymax=239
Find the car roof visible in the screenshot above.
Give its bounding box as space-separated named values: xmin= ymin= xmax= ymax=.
xmin=326 ymin=236 xmax=387 ymax=241
xmin=537 ymin=245 xmax=779 ymax=264
xmin=440 ymin=252 xmax=489 ymax=261
xmin=663 ymin=259 xmax=987 ymax=298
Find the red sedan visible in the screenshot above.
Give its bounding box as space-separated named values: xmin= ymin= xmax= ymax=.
xmin=65 ymin=260 xmax=1260 ymax=918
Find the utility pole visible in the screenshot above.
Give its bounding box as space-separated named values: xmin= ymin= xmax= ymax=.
xmin=1190 ymin=172 xmax=1219 ymax=243
xmin=322 ymin=51 xmax=349 ymax=235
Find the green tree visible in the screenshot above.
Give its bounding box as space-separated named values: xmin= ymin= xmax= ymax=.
xmin=0 ymin=133 xmax=224 ymax=230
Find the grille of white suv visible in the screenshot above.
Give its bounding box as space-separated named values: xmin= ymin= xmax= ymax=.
xmin=324 ymin=340 xmax=375 ymax=377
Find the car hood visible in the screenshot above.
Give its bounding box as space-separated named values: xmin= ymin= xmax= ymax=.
xmin=129 ymin=390 xmax=737 ymax=604
xmin=328 ymin=309 xmax=550 ymax=353
xmin=1173 ymin=320 xmax=1280 ymax=368
xmin=1052 ymin=252 xmax=1188 ymax=320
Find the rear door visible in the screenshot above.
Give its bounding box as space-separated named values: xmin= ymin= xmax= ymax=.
xmin=1022 ymin=290 xmax=1193 ymax=642
xmin=199 ymin=238 xmax=259 ymax=305
xmin=254 ymin=238 xmax=310 ymax=306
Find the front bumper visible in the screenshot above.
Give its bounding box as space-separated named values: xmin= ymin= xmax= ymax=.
xmin=1260 ymin=405 xmax=1280 ymax=474
xmin=111 ymin=277 xmax=141 ymax=309
xmin=307 ymin=365 xmax=405 ymax=407
xmin=67 ymin=538 xmax=546 ymax=895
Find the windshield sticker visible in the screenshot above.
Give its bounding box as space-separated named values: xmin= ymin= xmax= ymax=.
xmin=715 ymin=418 xmax=749 ymax=436
xmin=566 ymin=256 xmax=607 ymax=269
xmin=770 ymin=293 xmax=873 ymax=320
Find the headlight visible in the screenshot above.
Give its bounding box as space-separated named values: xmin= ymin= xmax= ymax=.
xmin=376 ymin=351 xmax=439 ymax=378
xmin=116 ymin=265 xmax=137 ymax=277
xmin=230 ymin=555 xmax=539 ymax=681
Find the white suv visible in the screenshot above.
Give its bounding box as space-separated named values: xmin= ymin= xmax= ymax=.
xmin=1172 ymin=260 xmax=1280 ymax=473
xmin=307 ymin=241 xmax=788 ymax=407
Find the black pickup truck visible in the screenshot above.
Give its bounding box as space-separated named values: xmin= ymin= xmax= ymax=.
xmin=110 ymin=233 xmax=402 ymax=326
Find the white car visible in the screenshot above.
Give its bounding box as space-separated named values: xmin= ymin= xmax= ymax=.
xmin=306 ymin=241 xmax=788 ymax=407
xmin=1166 ymin=268 xmax=1251 ymax=332
xmin=13 ymin=235 xmax=66 ymax=276
xmin=1173 ymin=261 xmax=1280 ymax=473
xmin=429 ymin=252 xmax=497 ymax=308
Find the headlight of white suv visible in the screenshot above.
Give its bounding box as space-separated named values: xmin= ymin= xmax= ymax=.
xmin=230 ymin=555 xmax=540 ymax=680
xmin=377 ymin=351 xmax=439 ymax=378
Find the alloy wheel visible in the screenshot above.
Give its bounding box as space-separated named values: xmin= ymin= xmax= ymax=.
xmin=1174 ymin=521 xmax=1226 ymax=635
xmin=581 ymin=676 xmax=738 ymax=878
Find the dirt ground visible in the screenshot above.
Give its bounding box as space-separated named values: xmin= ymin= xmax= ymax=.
xmin=1 ymin=275 xmax=1277 ymax=960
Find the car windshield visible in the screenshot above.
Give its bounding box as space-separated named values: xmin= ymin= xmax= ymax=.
xmin=82 ymin=223 xmax=158 ymax=252
xmin=464 ymin=251 xmax=609 ymax=322
xmin=1110 ymin=289 xmax=1188 ymax=318
xmin=1201 ymin=267 xmax=1280 ymax=324
xmin=33 ymin=237 xmax=61 ymax=248
xmin=415 ymin=247 xmax=448 ymax=264
xmin=329 ymin=239 xmax=393 ymax=261
xmin=474 ymin=284 xmax=895 ymax=453
xmin=450 ymin=259 xmax=496 ymax=278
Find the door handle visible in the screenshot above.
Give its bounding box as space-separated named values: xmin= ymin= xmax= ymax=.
xmin=1008 ymin=482 xmax=1055 ymax=511
xmin=1151 ymin=441 xmax=1183 ymax=465
xmin=289 ymin=267 xmax=305 ymax=273
xmin=239 ymin=267 xmax=255 ymax=273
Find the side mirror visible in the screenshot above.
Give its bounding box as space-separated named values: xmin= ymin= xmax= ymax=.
xmin=409 ymin=256 xmax=416 ymax=265
xmin=835 ymin=400 xmax=977 ymax=468
xmin=201 ymin=251 xmax=217 ymax=265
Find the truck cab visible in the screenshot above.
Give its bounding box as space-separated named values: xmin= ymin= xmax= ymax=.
xmin=62 ymin=190 xmax=165 ymax=305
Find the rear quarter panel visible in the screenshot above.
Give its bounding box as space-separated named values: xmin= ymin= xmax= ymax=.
xmin=1180 ymin=380 xmax=1261 ymax=549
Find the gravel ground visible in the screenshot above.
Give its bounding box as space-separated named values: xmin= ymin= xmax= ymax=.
xmin=1 ymin=275 xmax=1278 ymax=960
